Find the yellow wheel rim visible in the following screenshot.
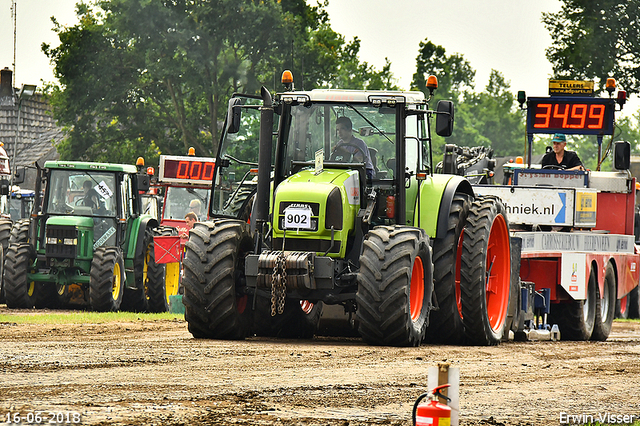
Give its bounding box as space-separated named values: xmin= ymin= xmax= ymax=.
xmin=164 ymin=262 xmax=180 ymax=304
xmin=112 ymin=261 xmax=122 ymax=300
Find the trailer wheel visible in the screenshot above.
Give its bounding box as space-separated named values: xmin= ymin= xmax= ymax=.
xmin=357 ymin=226 xmax=433 ymax=347
xmin=459 ymin=196 xmax=511 ymax=345
xmin=4 ymin=244 xmax=39 ymax=308
xmin=182 ymin=220 xmax=252 ymax=339
xmin=627 ymin=286 xmax=640 ymax=319
xmin=591 ymin=263 xmax=616 ymax=341
xmin=89 ymin=247 xmax=124 ymax=312
xmin=251 ymin=296 xmax=323 ymax=338
xmin=549 ymin=265 xmax=597 ymax=341
xmin=425 ymin=193 xmax=470 ymax=344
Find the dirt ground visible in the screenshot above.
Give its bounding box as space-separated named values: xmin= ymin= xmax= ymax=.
xmin=2 ymin=308 xmax=640 ymax=426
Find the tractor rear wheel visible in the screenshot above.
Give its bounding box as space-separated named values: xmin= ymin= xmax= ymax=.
xmin=4 ymin=243 xmax=39 ymax=308
xmin=425 ymin=193 xmax=470 ymax=344
xmin=182 ymin=220 xmax=253 ymax=339
xmin=89 ymin=247 xmax=124 ymax=311
xmin=459 ymin=196 xmax=511 ymax=345
xmin=0 ymin=218 xmax=12 ymax=303
xmin=591 ymin=263 xmax=616 ymax=341
xmin=9 ymin=219 xmax=29 ymax=245
xmin=356 ymin=226 xmax=433 ymax=347
xmin=548 ymin=265 xmax=597 ymax=341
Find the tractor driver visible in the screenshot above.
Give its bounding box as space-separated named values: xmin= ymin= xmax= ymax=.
xmin=82 ymin=180 xmax=101 ymax=210
xmin=541 ymin=133 xmax=585 ymax=171
xmin=333 ymin=116 xmax=375 ymax=180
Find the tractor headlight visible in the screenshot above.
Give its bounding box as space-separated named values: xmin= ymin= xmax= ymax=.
xmin=63 ymin=238 xmax=77 ymax=245
xmin=46 ymin=237 xmax=57 ymax=245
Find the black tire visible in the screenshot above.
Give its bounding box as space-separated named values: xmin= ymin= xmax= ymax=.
xmin=548 ymin=265 xmax=597 ymax=341
xmin=89 ymin=247 xmax=124 ymax=311
xmin=251 ymin=296 xmax=323 ymax=338
xmin=4 ymin=243 xmax=38 ymax=308
xmin=591 ymin=263 xmax=616 ymax=341
xmin=459 ymin=196 xmax=511 ymax=346
xmin=425 ymin=193 xmax=470 ymax=344
xmin=182 ymin=220 xmax=253 ymax=339
xmin=9 ymin=218 xmax=29 ymax=245
xmin=356 ymin=226 xmax=433 ymax=347
xmin=615 ymin=292 xmax=630 ymax=319
xmin=627 ymin=285 xmax=640 ymax=319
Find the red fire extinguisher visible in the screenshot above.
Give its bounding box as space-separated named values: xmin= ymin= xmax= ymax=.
xmin=386 ymin=195 xmax=395 ymax=219
xmin=412 ymin=384 xmax=451 ymax=426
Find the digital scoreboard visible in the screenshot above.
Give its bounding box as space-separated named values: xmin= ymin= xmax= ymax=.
xmin=526 ymin=97 xmax=615 ymax=136
xmin=158 ymin=155 xmax=216 ymax=185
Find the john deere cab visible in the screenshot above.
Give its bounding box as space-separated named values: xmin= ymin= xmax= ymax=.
xmin=3 ymin=160 xmax=179 ymax=312
xmin=182 ymin=72 xmax=513 ymax=346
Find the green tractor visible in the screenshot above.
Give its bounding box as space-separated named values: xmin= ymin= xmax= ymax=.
xmin=182 ymin=73 xmax=514 ymax=346
xmin=3 ymin=160 xmax=179 ymax=312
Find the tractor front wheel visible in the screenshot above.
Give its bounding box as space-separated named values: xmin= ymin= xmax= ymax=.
xmin=182 ymin=220 xmax=253 ymax=340
xmin=89 ymin=247 xmax=124 ymax=311
xmin=459 ymin=196 xmax=511 ymax=345
xmin=4 ymin=244 xmax=39 ymax=308
xmin=357 ymin=226 xmax=433 ymax=347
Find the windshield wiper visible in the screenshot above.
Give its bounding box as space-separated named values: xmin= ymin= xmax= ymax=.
xmin=346 ymin=103 xmax=394 ymax=145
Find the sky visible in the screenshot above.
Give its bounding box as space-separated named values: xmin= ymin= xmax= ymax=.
xmin=1 ymin=0 xmax=637 ymax=116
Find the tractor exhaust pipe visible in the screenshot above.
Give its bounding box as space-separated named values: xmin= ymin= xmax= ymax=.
xmin=254 ymin=86 xmax=273 ymax=248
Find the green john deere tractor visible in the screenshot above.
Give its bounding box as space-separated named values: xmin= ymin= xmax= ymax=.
xmin=182 ymin=73 xmax=514 ymax=346
xmin=3 ymin=160 xmax=179 ymax=312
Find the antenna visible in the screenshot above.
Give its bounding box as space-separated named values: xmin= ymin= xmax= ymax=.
xmin=12 ymin=0 xmax=17 ymax=83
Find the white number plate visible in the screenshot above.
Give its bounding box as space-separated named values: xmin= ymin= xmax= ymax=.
xmin=283 ymin=205 xmax=312 ymax=230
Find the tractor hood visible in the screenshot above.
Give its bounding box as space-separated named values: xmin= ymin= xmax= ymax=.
xmin=46 ymin=215 xmax=95 ymax=229
xmin=271 ymin=168 xmax=361 ymax=257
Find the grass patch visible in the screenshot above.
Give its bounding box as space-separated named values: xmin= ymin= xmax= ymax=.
xmin=0 ymin=310 xmax=185 ymax=324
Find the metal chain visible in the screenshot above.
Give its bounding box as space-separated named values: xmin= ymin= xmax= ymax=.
xmin=270 ymin=252 xmax=287 ymax=316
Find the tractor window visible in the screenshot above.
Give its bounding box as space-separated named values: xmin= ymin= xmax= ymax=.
xmin=163 ymin=187 xmax=210 ymax=220
xmin=211 ymin=96 xmax=263 ymax=218
xmin=121 ymin=174 xmax=134 ymax=219
xmin=45 ymin=170 xmax=117 ymax=217
xmin=284 ymin=102 xmax=397 ymax=180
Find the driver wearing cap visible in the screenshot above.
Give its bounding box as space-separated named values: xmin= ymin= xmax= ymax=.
xmin=541 ymin=133 xmax=585 ymax=171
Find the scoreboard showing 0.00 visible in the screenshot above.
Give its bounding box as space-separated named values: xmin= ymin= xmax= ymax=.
xmin=526 ymin=97 xmax=615 ymax=136
xmin=159 ymin=155 xmax=216 ymax=185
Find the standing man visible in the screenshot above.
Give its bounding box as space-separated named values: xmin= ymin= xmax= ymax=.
xmin=541 ymin=133 xmax=585 ymax=171
xmin=184 ymin=212 xmax=198 ymax=229
xmin=333 ymin=116 xmax=375 ymax=179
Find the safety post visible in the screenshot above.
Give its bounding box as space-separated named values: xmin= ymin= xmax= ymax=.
xmin=428 ymin=363 xmax=460 ymax=426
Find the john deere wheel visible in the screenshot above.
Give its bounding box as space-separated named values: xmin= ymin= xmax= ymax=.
xmin=548 ymin=265 xmax=597 ymax=341
xmin=591 ymin=263 xmax=616 ymax=341
xmin=357 ymin=226 xmax=433 ymax=347
xmin=459 ymin=196 xmax=511 ymax=345
xmin=89 ymin=247 xmax=124 ymax=311
xmin=425 ymin=193 xmax=470 ymax=344
xmin=4 ymin=243 xmax=39 ymax=308
xmin=182 ymin=220 xmax=253 ymax=339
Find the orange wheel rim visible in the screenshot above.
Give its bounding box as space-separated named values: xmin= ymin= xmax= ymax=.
xmin=237 ymin=294 xmax=248 ymax=314
xmin=455 ymin=231 xmax=464 ymax=318
xmin=485 ymin=214 xmax=510 ymax=331
xmin=619 ymin=295 xmax=628 ymax=316
xmin=410 ymin=255 xmax=425 ymax=322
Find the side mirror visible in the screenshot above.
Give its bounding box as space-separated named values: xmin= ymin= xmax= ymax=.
xmin=14 ymin=167 xmax=25 ymax=184
xmin=0 ymin=177 xmax=8 ymax=196
xmin=226 ymin=98 xmax=243 ymax=134
xmin=614 ymin=140 xmax=630 ymax=170
xmin=436 ymin=100 xmax=454 ymax=137
xmin=137 ymin=173 xmax=150 ymax=192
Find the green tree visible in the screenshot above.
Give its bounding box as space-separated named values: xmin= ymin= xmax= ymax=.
xmin=543 ymin=0 xmax=640 ymax=94
xmin=44 ymin=0 xmax=394 ymax=164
